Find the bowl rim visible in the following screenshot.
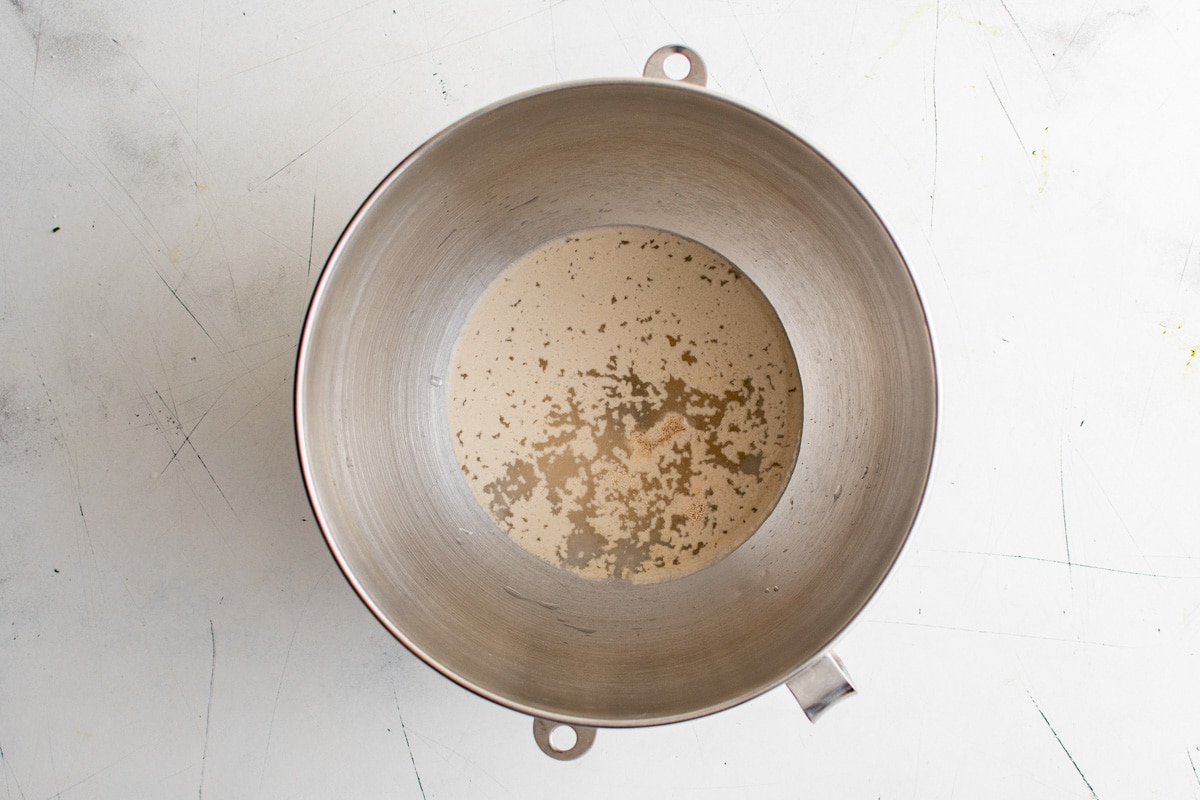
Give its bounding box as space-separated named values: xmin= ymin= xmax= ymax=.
xmin=294 ymin=75 xmax=942 ymax=728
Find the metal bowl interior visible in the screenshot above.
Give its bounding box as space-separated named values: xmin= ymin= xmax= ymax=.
xmin=295 ymin=80 xmax=937 ymax=727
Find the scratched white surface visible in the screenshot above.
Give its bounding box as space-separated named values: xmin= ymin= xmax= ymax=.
xmin=2 ymin=0 xmax=1199 ymax=797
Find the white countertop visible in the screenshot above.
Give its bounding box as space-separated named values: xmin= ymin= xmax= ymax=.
xmin=2 ymin=0 xmax=1198 ymax=797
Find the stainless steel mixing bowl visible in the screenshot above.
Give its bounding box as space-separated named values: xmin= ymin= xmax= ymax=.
xmin=295 ymin=46 xmax=937 ymax=758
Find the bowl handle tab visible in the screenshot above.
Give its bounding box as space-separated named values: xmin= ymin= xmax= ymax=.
xmin=642 ymin=45 xmax=708 ymax=88
xmin=785 ymin=651 xmax=856 ymax=722
xmin=532 ymin=718 xmax=598 ymax=761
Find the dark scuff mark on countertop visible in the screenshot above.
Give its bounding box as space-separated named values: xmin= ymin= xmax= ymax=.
xmin=1029 ymin=692 xmax=1100 ymax=799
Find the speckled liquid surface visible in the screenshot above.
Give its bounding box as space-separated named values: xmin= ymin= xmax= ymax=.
xmin=448 ymin=226 xmax=802 ymax=582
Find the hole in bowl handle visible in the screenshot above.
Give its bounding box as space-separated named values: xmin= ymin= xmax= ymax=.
xmin=642 ymin=45 xmax=708 ymax=88
xmin=785 ymin=651 xmax=856 ymax=722
xmin=532 ymin=718 xmax=597 ymax=761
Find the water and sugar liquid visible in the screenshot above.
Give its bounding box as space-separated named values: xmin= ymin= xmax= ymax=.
xmin=448 ymin=226 xmax=802 ymax=583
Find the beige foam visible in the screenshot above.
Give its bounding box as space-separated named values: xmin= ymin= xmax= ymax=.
xmin=449 ymin=226 xmax=802 ymax=583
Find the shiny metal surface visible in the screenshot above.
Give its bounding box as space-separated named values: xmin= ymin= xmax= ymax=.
xmin=786 ymin=652 xmax=857 ymax=722
xmin=295 ymin=60 xmax=937 ymax=729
